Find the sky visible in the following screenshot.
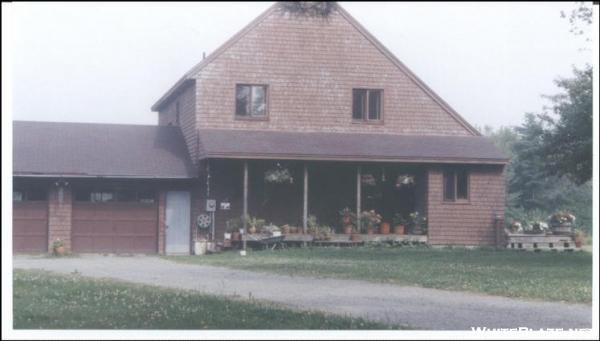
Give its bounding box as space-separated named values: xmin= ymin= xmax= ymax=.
xmin=9 ymin=2 xmax=593 ymax=129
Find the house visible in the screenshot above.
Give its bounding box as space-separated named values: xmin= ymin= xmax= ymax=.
xmin=12 ymin=2 xmax=508 ymax=255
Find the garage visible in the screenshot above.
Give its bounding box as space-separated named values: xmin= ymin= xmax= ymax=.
xmin=72 ymin=189 xmax=158 ymax=253
xmin=13 ymin=189 xmax=48 ymax=253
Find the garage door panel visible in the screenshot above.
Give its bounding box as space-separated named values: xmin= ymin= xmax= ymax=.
xmin=13 ymin=202 xmax=48 ymax=253
xmin=72 ymin=202 xmax=157 ymax=253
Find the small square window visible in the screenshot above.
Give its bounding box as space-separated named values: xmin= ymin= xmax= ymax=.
xmin=352 ymin=89 xmax=382 ymax=121
xmin=236 ymin=84 xmax=267 ymax=117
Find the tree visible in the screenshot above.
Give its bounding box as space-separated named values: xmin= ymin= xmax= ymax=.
xmin=539 ymin=65 xmax=593 ymax=185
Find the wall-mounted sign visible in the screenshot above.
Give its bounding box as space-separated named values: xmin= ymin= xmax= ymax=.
xmin=206 ymin=199 xmax=216 ymax=212
xmin=220 ymin=201 xmax=231 ymax=210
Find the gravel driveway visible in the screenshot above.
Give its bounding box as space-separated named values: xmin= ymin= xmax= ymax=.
xmin=13 ymin=254 xmax=591 ymax=330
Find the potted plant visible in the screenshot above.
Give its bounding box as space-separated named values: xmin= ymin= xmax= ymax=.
xmin=360 ymin=210 xmax=382 ymax=235
xmin=350 ymin=224 xmax=362 ymax=242
xmin=548 ymin=211 xmax=576 ymax=235
xmin=313 ymin=225 xmax=333 ymax=241
xmin=264 ymin=163 xmax=294 ymax=184
xmin=408 ymin=211 xmax=427 ymax=235
xmin=392 ymin=213 xmax=406 ymax=235
xmin=226 ymin=217 xmax=241 ymax=241
xmin=527 ymin=221 xmax=548 ymax=235
xmin=508 ymin=221 xmax=523 ymax=234
xmin=246 ymin=216 xmax=265 ymax=234
xmin=573 ymin=229 xmax=584 ymax=248
xmin=52 ymin=238 xmax=65 ymax=256
xmin=379 ymin=221 xmax=391 ymax=235
xmin=339 ymin=207 xmax=357 ymax=234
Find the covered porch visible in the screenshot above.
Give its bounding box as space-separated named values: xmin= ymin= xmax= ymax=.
xmin=203 ymin=159 xmax=429 ymax=244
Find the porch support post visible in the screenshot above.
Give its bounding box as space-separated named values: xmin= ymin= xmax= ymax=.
xmin=243 ymin=161 xmax=248 ymax=252
xmin=356 ymin=165 xmax=361 ymax=232
xmin=303 ymin=164 xmax=308 ymax=246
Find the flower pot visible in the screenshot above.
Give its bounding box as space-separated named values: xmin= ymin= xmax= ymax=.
xmin=343 ymin=225 xmax=353 ymax=235
xmin=367 ymin=225 xmax=374 ymax=235
xmin=574 ymin=233 xmax=583 ymax=248
xmin=394 ymin=225 xmax=405 ymax=235
xmin=551 ymin=224 xmax=572 ymax=235
xmin=380 ymin=222 xmax=390 ymax=235
xmin=232 ymin=231 xmax=240 ymax=241
xmin=281 ymin=225 xmax=290 ymax=234
xmin=350 ymin=233 xmax=362 ymax=242
xmin=194 ymin=240 xmax=207 ymax=255
xmin=53 ymin=246 xmax=65 ymax=256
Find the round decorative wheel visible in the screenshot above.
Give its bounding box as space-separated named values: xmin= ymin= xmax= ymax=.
xmin=196 ymin=214 xmax=212 ymax=229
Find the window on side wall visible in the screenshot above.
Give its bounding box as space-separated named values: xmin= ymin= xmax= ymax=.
xmin=352 ymin=89 xmax=382 ymax=121
xmin=236 ymin=84 xmax=267 ymax=118
xmin=13 ymin=188 xmax=46 ymax=201
xmin=443 ymin=169 xmax=469 ymax=202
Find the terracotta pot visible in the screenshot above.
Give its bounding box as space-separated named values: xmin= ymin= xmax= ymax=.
xmin=367 ymin=225 xmax=374 ymax=235
xmin=394 ymin=225 xmax=405 ymax=235
xmin=574 ymin=233 xmax=583 ymax=248
xmin=232 ymin=231 xmax=240 ymax=241
xmin=380 ymin=222 xmax=390 ymax=235
xmin=350 ymin=233 xmax=362 ymax=242
xmin=281 ymin=226 xmax=290 ymax=234
xmin=343 ymin=225 xmax=353 ymax=235
xmin=53 ymin=246 xmax=65 ymax=256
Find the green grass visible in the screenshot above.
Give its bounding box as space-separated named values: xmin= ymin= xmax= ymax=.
xmin=166 ymin=247 xmax=592 ymax=304
xmin=13 ymin=269 xmax=396 ymax=329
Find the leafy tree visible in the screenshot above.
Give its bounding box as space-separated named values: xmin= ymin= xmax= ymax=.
xmin=539 ymin=66 xmax=593 ymax=185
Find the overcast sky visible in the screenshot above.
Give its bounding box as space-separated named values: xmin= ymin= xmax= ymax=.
xmin=10 ymin=2 xmax=593 ymax=129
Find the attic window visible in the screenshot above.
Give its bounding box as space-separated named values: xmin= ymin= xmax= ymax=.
xmin=353 ymin=89 xmax=382 ymax=121
xmin=236 ymin=84 xmax=267 ymax=118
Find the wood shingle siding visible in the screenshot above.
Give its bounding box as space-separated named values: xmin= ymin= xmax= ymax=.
xmin=427 ymin=166 xmax=505 ymax=245
xmin=162 ymin=5 xmax=479 ymax=136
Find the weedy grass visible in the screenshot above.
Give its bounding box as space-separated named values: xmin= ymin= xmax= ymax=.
xmin=167 ymin=247 xmax=592 ymax=303
xmin=13 ymin=269 xmax=398 ymax=329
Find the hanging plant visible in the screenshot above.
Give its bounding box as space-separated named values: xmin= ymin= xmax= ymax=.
xmin=395 ymin=174 xmax=415 ymax=188
xmin=361 ymin=174 xmax=377 ymax=186
xmin=264 ymin=164 xmax=294 ymax=184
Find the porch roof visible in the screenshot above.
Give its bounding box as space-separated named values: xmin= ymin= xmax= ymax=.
xmin=197 ymin=129 xmax=509 ymax=164
xmin=13 ymin=121 xmax=196 ymax=178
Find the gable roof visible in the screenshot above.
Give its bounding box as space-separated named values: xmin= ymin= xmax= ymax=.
xmin=13 ymin=121 xmax=195 ymax=178
xmin=151 ymin=3 xmax=480 ymax=136
xmin=196 ymin=129 xmax=508 ymax=164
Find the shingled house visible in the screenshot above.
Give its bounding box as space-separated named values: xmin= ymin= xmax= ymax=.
xmin=13 ymin=3 xmax=507 ymax=254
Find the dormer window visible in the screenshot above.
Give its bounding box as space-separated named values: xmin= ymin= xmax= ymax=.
xmin=236 ymin=84 xmax=267 ymax=118
xmin=353 ymin=89 xmax=382 ymax=121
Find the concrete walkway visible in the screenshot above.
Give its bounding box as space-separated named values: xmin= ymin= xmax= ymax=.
xmin=13 ymin=255 xmax=591 ymax=330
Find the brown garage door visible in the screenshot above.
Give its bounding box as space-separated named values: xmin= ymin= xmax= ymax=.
xmin=13 ymin=201 xmax=48 ymax=253
xmin=72 ymin=202 xmax=157 ymax=253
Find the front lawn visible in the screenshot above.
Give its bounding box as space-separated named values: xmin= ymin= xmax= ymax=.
xmin=166 ymin=247 xmax=592 ymax=303
xmin=13 ymin=270 xmax=396 ymax=329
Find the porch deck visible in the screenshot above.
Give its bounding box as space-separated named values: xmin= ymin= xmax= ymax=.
xmin=235 ymin=233 xmax=427 ymax=249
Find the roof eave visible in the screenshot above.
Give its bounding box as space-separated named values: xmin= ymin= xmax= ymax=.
xmin=200 ymin=152 xmax=509 ymax=165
